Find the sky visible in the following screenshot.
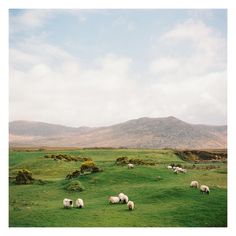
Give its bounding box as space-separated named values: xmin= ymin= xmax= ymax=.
xmin=9 ymin=9 xmax=227 ymax=127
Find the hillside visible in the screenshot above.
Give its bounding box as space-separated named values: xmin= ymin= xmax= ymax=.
xmin=9 ymin=116 xmax=227 ymax=149
xmin=9 ymin=148 xmax=227 ymax=227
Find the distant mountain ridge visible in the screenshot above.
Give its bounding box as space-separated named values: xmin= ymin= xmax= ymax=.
xmin=9 ymin=117 xmax=227 ymax=149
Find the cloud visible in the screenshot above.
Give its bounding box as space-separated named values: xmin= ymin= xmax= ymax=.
xmin=9 ymin=16 xmax=227 ymax=127
xmin=9 ymin=38 xmax=141 ymax=126
xmin=154 ymin=20 xmax=226 ymax=76
xmin=10 ymin=10 xmax=54 ymax=32
xmin=147 ymin=19 xmax=227 ymax=124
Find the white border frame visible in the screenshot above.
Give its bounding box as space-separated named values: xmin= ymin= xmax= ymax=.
xmin=1 ymin=1 xmax=235 ymax=236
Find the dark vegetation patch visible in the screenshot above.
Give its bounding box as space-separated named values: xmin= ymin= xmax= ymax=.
xmin=181 ymin=164 xmax=221 ymax=170
xmin=116 ymin=156 xmax=156 ymax=166
xmin=44 ymin=153 xmax=91 ymax=162
xmin=14 ymin=169 xmax=34 ymax=184
xmin=63 ymin=180 xmax=85 ymax=192
xmin=174 ymin=149 xmax=227 ymax=163
xmin=65 ymin=160 xmax=103 ymax=179
xmin=13 ymin=169 xmax=48 ymax=185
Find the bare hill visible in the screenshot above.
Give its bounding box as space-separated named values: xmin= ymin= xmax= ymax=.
xmin=9 ymin=117 xmax=227 ymax=149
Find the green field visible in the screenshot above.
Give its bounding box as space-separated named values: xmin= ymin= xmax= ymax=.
xmin=9 ymin=148 xmax=227 ymax=227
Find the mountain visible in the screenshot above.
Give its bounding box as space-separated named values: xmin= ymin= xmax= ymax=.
xmin=9 ymin=117 xmax=227 ymax=149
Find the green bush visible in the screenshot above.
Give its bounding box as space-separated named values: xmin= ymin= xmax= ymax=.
xmin=116 ymin=156 xmax=129 ymax=165
xmin=66 ymin=170 xmax=81 ymax=179
xmin=15 ymin=169 xmax=34 ymax=185
xmin=64 ymin=180 xmax=85 ymax=192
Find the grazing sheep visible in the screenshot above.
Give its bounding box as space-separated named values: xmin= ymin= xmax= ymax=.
xmin=127 ymin=201 xmax=134 ymax=210
xmin=167 ymin=165 xmax=173 ymax=169
xmin=75 ymin=198 xmax=84 ymax=208
xmin=174 ymin=169 xmax=179 ymax=174
xmin=109 ymin=196 xmax=120 ymax=204
xmin=63 ymin=198 xmax=73 ymax=208
xmin=118 ymin=192 xmax=125 ymax=199
xmin=118 ymin=193 xmax=129 ymax=203
xmin=190 ymin=180 xmax=199 ymax=188
xmin=179 ymin=168 xmax=187 ymax=173
xmin=200 ymin=185 xmax=210 ymax=194
xmin=128 ymin=163 xmax=134 ymax=169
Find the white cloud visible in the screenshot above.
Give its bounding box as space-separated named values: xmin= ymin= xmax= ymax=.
xmin=153 ymin=20 xmax=226 ymax=77
xmin=9 ymin=39 xmax=142 ymax=126
xmin=147 ymin=19 xmax=226 ymax=124
xmin=9 ymin=18 xmax=227 ymax=127
xmin=149 ymin=58 xmax=180 ymax=75
xmin=10 ymin=10 xmax=53 ymax=32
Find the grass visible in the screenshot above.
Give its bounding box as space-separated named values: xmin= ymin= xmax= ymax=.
xmin=9 ymin=149 xmax=227 ymax=227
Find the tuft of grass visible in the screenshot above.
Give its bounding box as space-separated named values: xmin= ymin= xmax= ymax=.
xmin=63 ymin=180 xmax=85 ymax=192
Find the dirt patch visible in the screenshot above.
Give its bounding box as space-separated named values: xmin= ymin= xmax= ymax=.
xmin=116 ymin=156 xmax=156 ymax=166
xmin=174 ymin=149 xmax=227 ymax=163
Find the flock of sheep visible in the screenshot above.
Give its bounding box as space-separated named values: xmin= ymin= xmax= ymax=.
xmin=63 ymin=198 xmax=84 ymax=208
xmin=63 ymin=193 xmax=134 ymax=210
xmin=109 ymin=193 xmax=134 ymax=210
xmin=168 ymin=165 xmax=210 ymax=194
xmin=167 ymin=165 xmax=187 ymax=174
xmin=63 ymin=162 xmax=210 ymax=211
xmin=190 ymin=180 xmax=210 ymax=194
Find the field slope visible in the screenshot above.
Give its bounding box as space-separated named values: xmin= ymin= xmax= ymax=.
xmin=9 ymin=149 xmax=227 ymax=227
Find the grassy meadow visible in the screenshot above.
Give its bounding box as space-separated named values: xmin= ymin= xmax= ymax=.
xmin=9 ymin=148 xmax=227 ymax=227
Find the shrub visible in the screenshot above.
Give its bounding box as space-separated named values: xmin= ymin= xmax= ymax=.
xmin=44 ymin=153 xmax=91 ymax=162
xmin=91 ymin=166 xmax=102 ymax=173
xmin=80 ymin=160 xmax=102 ymax=173
xmin=116 ymin=157 xmax=156 ymax=166
xmin=116 ymin=156 xmax=129 ymax=165
xmin=66 ymin=170 xmax=81 ymax=179
xmin=64 ymin=180 xmax=85 ymax=192
xmin=15 ymin=169 xmax=34 ymax=185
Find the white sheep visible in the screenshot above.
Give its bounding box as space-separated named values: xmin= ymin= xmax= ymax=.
xmin=190 ymin=180 xmax=199 ymax=188
xmin=167 ymin=165 xmax=173 ymax=169
xmin=128 ymin=163 xmax=134 ymax=169
xmin=179 ymin=168 xmax=187 ymax=173
xmin=63 ymin=198 xmax=73 ymax=208
xmin=200 ymin=185 xmax=210 ymax=194
xmin=118 ymin=193 xmax=129 ymax=203
xmin=127 ymin=201 xmax=134 ymax=210
xmin=109 ymin=196 xmax=120 ymax=204
xmin=75 ymin=198 xmax=84 ymax=208
xmin=174 ymin=169 xmax=179 ymax=174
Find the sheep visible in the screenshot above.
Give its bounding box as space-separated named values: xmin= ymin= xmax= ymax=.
xmin=200 ymin=185 xmax=210 ymax=194
xmin=75 ymin=198 xmax=84 ymax=208
xmin=167 ymin=165 xmax=173 ymax=169
xmin=128 ymin=163 xmax=134 ymax=169
xmin=118 ymin=193 xmax=129 ymax=203
xmin=109 ymin=196 xmax=120 ymax=204
xmin=63 ymin=198 xmax=73 ymax=208
xmin=179 ymin=168 xmax=187 ymax=173
xmin=127 ymin=201 xmax=134 ymax=210
xmin=174 ymin=169 xmax=179 ymax=174
xmin=190 ymin=180 xmax=199 ymax=188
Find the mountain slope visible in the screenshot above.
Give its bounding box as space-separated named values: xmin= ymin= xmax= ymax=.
xmin=9 ymin=117 xmax=227 ymax=149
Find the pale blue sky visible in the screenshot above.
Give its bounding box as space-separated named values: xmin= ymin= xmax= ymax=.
xmin=9 ymin=9 xmax=227 ymax=126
